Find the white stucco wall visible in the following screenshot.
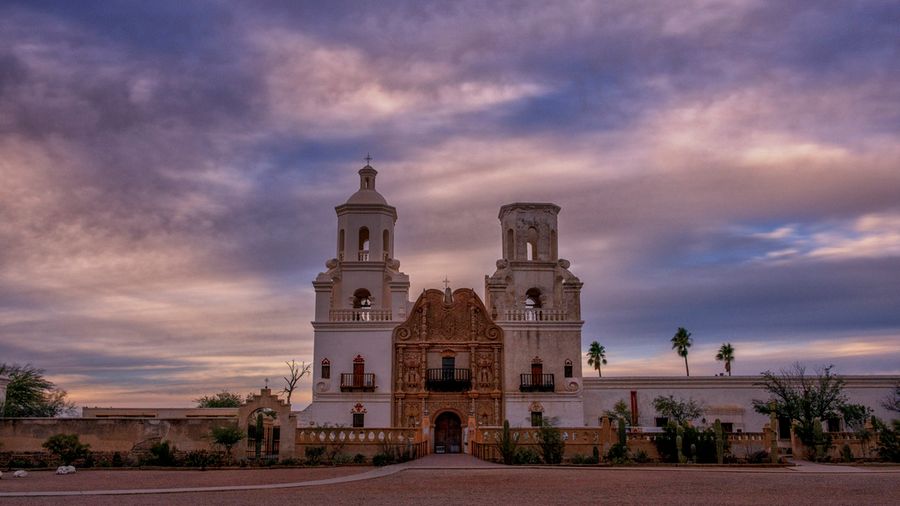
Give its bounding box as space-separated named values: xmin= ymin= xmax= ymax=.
xmin=583 ymin=376 xmax=900 ymax=431
xmin=0 ymin=375 xmax=8 ymax=414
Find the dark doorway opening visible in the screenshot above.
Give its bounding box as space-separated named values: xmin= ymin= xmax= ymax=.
xmin=434 ymin=411 xmax=462 ymax=454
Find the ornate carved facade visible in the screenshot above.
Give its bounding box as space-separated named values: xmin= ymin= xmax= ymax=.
xmin=392 ymin=288 xmax=504 ymax=428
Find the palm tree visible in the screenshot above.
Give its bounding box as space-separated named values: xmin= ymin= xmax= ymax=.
xmin=586 ymin=341 xmax=607 ymax=377
xmin=716 ymin=343 xmax=735 ymax=376
xmin=670 ymin=327 xmax=693 ymax=376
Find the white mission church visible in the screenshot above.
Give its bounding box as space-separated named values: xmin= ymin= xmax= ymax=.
xmin=298 ymin=162 xmax=898 ymax=453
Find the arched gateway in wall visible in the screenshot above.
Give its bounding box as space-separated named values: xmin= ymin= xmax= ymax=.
xmin=392 ymin=288 xmax=504 ymax=453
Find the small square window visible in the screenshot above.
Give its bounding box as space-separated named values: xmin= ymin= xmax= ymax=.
xmin=564 ymin=364 xmax=573 ymax=378
xmin=321 ymin=363 xmax=331 ymax=379
xmin=531 ymin=411 xmax=542 ymax=427
xmin=352 ymin=413 xmax=364 ymax=428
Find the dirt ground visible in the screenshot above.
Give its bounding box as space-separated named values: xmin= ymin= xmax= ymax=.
xmin=3 ymin=466 xmax=899 ymax=506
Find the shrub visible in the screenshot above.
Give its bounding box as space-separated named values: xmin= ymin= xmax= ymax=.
xmin=111 ymin=452 xmax=124 ymax=467
xmin=304 ymin=446 xmax=326 ymax=465
xmin=746 ymin=450 xmax=770 ymax=464
xmin=606 ymin=443 xmax=630 ymax=464
xmin=184 ymin=450 xmax=221 ymax=469
xmin=332 ymin=453 xmax=353 ymax=465
xmin=875 ymin=419 xmax=900 ymax=462
xmin=536 ymin=421 xmax=564 ymax=464
xmin=571 ymin=453 xmax=598 ymax=465
xmin=42 ymin=434 xmax=90 ymax=465
xmin=513 ymin=447 xmax=541 ymax=465
xmin=146 ymin=440 xmax=178 ymax=467
xmin=633 ymin=449 xmax=650 ymax=463
xmin=210 ymin=425 xmax=245 ymax=460
xmin=353 ymin=453 xmax=366 ymax=464
xmin=372 ymin=452 xmax=395 ymax=466
xmin=840 ymin=444 xmax=853 ymax=463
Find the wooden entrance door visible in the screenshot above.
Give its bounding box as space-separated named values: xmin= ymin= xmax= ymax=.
xmin=531 ymin=362 xmax=543 ymax=386
xmin=434 ymin=412 xmax=462 ymax=454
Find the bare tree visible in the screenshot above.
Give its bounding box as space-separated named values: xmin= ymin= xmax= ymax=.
xmin=283 ymin=360 xmax=311 ymax=405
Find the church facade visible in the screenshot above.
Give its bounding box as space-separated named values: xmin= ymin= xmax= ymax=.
xmin=305 ymin=164 xmax=586 ymax=450
xmin=301 ymin=162 xmax=899 ymax=454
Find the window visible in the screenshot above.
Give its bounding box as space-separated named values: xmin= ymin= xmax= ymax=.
xmin=531 ymin=411 xmax=543 ymax=427
xmin=527 ymin=227 xmax=538 ymax=260
xmin=382 ymin=229 xmax=390 ymax=259
xmin=550 ymin=229 xmax=557 ymax=260
xmin=827 ymin=418 xmax=841 ymax=433
xmin=352 ymin=413 xmax=364 ymax=428
xmin=525 ymin=288 xmax=542 ymax=309
xmin=506 ymin=229 xmax=515 ymax=259
xmin=353 ymin=289 xmax=372 ymax=317
xmin=338 ymin=229 xmax=345 ymax=259
xmin=358 ymin=227 xmax=370 ymax=260
xmin=564 ymin=359 xmax=573 ymax=378
xmin=655 ymin=417 xmax=669 ymax=428
xmin=321 ymin=359 xmax=330 ymax=379
xmin=721 ymin=423 xmax=734 ymax=433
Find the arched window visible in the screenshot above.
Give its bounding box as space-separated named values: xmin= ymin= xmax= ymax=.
xmin=353 ymin=289 xmax=372 ymax=320
xmin=564 ymin=359 xmax=573 ymax=378
xmin=382 ymin=229 xmax=390 ymax=260
xmin=321 ymin=358 xmax=331 ymax=379
xmin=525 ymin=288 xmax=542 ymax=309
xmin=527 ymin=227 xmax=538 ymax=260
xmin=338 ymin=229 xmax=345 ymax=260
xmin=506 ymin=228 xmax=515 ymax=259
xmin=358 ymin=227 xmax=370 ymax=260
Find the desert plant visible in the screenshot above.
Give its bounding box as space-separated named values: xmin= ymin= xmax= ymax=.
xmin=146 ymin=440 xmax=178 ymax=467
xmin=305 ymin=446 xmax=326 ymax=465
xmin=652 ymin=395 xmax=704 ymax=426
xmin=714 ymin=419 xmax=724 ymax=465
xmin=495 ymin=419 xmax=518 ymax=465
xmin=42 ymin=434 xmax=90 ymax=465
xmin=184 ymin=449 xmax=221 ymax=469
xmin=670 ymin=327 xmax=693 ymax=376
xmin=513 ymin=447 xmax=541 ymax=464
xmin=537 ymin=420 xmax=565 ymax=464
xmin=210 ymin=425 xmax=245 ymax=461
xmin=352 ymin=453 xmax=366 ymax=464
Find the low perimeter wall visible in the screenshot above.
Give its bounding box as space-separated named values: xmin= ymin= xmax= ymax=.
xmin=295 ymin=427 xmax=426 ymax=459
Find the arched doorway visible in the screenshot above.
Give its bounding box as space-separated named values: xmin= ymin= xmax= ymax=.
xmin=434 ymin=411 xmax=462 ymax=454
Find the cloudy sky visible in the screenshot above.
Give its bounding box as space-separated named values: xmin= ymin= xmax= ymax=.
xmin=1 ymin=1 xmax=898 ymax=410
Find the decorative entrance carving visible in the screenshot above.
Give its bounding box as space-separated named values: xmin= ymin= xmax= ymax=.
xmin=392 ymin=288 xmax=504 ymax=429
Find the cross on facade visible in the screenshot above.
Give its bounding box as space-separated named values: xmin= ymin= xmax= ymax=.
xmin=442 ymin=275 xmax=450 ymax=290
xmin=364 ymin=153 xmax=373 ymax=165
xmin=264 ymin=377 xmax=269 ymax=389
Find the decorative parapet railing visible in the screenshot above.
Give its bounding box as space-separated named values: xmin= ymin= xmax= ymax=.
xmin=519 ymin=373 xmax=555 ymax=392
xmin=425 ymin=368 xmax=472 ymax=392
xmin=340 ymin=373 xmax=376 ymax=392
xmin=499 ymin=309 xmax=569 ymax=322
xmin=329 ymin=309 xmax=392 ymax=322
xmin=358 ymin=250 xmax=370 ymax=261
xmin=296 ymin=427 xmax=421 ymax=445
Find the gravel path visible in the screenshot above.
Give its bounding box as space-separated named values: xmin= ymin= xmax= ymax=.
xmin=2 ymin=464 xmax=899 ymax=505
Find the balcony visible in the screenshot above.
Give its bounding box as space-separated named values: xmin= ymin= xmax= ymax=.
xmin=329 ymin=309 xmax=392 ymax=322
xmin=425 ymin=368 xmax=472 ymax=392
xmin=500 ymin=309 xmax=568 ymax=322
xmin=340 ymin=373 xmax=376 ymax=392
xmin=519 ymin=373 xmax=555 ymax=392
xmin=358 ymin=250 xmax=370 ymax=261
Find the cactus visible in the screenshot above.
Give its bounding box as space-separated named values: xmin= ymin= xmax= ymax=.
xmin=617 ymin=417 xmax=627 ymax=446
xmin=496 ymin=419 xmax=518 ymax=465
xmin=769 ymin=403 xmax=779 ymax=464
xmin=714 ymin=418 xmax=724 ymax=465
xmin=592 ymin=445 xmax=600 ymax=463
xmin=676 ymin=424 xmax=686 ymax=464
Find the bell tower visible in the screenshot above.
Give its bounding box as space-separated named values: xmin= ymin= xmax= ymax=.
xmin=485 ymin=202 xmax=585 ymax=427
xmin=307 ymin=160 xmax=409 ymax=428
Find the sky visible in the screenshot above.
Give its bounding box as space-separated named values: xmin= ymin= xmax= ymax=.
xmin=0 ymin=0 xmax=899 ymax=410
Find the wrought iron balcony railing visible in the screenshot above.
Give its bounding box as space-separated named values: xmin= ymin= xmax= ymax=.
xmin=519 ymin=373 xmax=555 ymax=392
xmin=340 ymin=373 xmax=376 ymax=392
xmin=425 ymin=368 xmax=472 ymax=392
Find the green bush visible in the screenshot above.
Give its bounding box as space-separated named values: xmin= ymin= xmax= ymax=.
xmin=372 ymin=452 xmax=395 ymax=466
xmin=876 ymin=419 xmax=900 ymax=462
xmin=606 ymin=443 xmax=630 ymax=464
xmin=633 ymin=449 xmax=650 ymax=463
xmin=513 ymin=447 xmax=541 ymax=465
xmin=304 ymin=446 xmax=326 ymax=465
xmin=495 ymin=420 xmax=518 ymax=465
xmin=353 ymin=453 xmax=366 ymax=464
xmin=746 ymin=450 xmax=770 ymax=464
xmin=184 ymin=450 xmax=221 ymax=469
xmin=111 ymin=452 xmax=124 ymax=467
xmin=536 ymin=421 xmax=565 ymax=464
xmin=145 ymin=440 xmax=178 ymax=466
xmin=42 ymin=434 xmax=90 ymax=465
xmin=570 ymin=453 xmax=598 ymax=465
xmin=332 ymin=453 xmax=353 ymax=465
